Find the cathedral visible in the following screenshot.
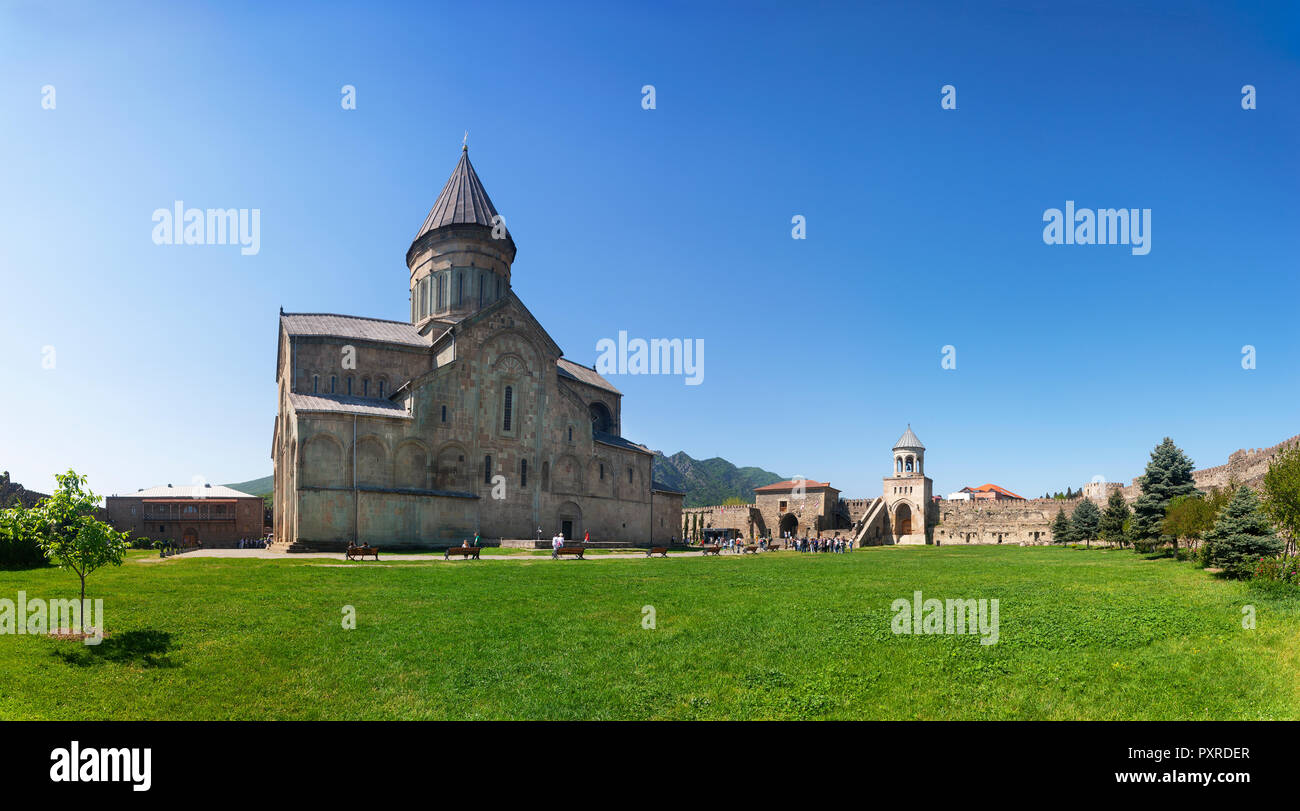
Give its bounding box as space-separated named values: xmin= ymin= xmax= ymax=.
xmin=270 ymin=147 xmax=684 ymax=551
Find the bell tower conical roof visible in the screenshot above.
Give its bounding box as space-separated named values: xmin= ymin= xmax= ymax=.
xmin=893 ymin=425 xmax=924 ymax=451
xmin=415 ymin=146 xmax=505 ymax=239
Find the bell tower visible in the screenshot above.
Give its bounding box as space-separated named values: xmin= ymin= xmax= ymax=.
xmin=882 ymin=425 xmax=933 ymax=544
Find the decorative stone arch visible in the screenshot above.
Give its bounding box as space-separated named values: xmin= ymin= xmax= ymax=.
xmin=353 ymin=434 xmax=390 ymax=488
xmin=554 ymin=453 xmax=582 ymax=494
xmin=894 ymin=503 xmax=913 ymax=536
xmin=433 ymin=442 xmax=469 ymax=491
xmin=587 ymin=456 xmax=612 ymax=497
xmin=779 ymin=513 xmax=798 ymax=538
xmin=393 ymin=438 xmax=429 ymax=489
xmin=556 ymin=500 xmax=583 ymax=542
xmin=589 ymin=401 xmax=613 ymax=434
xmin=302 ymin=434 xmax=346 ymax=488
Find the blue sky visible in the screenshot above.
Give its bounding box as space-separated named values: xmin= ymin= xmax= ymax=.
xmin=1 ymin=0 xmax=1297 ymax=501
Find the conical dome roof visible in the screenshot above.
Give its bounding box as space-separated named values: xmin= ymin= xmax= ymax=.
xmin=893 ymin=425 xmax=924 ymax=450
xmin=415 ymin=147 xmax=506 ymax=240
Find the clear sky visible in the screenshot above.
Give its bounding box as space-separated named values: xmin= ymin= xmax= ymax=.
xmin=1 ymin=0 xmax=1297 ymax=501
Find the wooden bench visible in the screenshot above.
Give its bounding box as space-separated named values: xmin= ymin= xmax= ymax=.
xmin=700 ymin=545 xmax=721 ymax=556
xmin=645 ymin=546 xmax=669 ymax=557
xmin=444 ymin=546 xmax=481 ymax=560
xmin=345 ymin=544 xmax=379 ymax=561
xmin=553 ymin=546 xmax=586 ymax=559
xmin=743 ymin=544 xmax=760 ymax=554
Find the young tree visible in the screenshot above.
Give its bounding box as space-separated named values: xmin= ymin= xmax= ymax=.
xmin=1050 ymin=507 xmax=1072 ymax=545
xmin=20 ymin=471 xmax=129 ymax=626
xmin=1071 ymin=498 xmax=1101 ymax=548
xmin=1203 ymin=486 xmax=1282 ymax=578
xmin=1130 ymin=438 xmax=1198 ymax=550
xmin=1261 ymin=443 xmax=1300 ymax=556
xmin=1098 ymin=489 xmax=1131 ymax=548
xmin=1162 ymin=494 xmax=1215 ymax=552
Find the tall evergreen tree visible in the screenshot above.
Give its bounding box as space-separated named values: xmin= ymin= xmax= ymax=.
xmin=1203 ymin=486 xmax=1282 ymax=578
xmin=1130 ymin=437 xmax=1198 ymax=549
xmin=1050 ymin=507 xmax=1072 ymax=545
xmin=1098 ymin=488 xmax=1131 ymax=547
xmin=1071 ymin=498 xmax=1101 ymax=548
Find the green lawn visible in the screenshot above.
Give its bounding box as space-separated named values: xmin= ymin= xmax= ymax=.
xmin=1 ymin=545 xmax=1297 ymax=719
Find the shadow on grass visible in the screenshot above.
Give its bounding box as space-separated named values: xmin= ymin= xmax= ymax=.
xmin=51 ymin=630 xmax=176 ymax=669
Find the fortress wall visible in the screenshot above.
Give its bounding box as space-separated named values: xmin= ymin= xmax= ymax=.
xmin=935 ymin=497 xmax=1078 ymax=545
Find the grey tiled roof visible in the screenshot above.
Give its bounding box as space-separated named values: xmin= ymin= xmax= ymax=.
xmin=893 ymin=425 xmax=925 ymax=450
xmin=594 ymin=430 xmax=651 ymax=455
xmin=281 ymin=313 xmax=428 ymax=347
xmin=416 ymin=148 xmax=507 ymax=240
xmin=651 ymin=481 xmax=685 ymax=494
xmin=289 ymin=393 xmax=413 ymax=419
xmin=557 ymin=358 xmax=621 ymax=395
xmin=121 ymin=485 xmax=257 ymax=499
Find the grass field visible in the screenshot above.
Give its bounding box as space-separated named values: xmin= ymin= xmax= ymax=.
xmin=2 ymin=545 xmax=1297 ymax=720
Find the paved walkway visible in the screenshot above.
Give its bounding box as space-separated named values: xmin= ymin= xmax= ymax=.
xmin=137 ymin=548 xmax=785 ymax=564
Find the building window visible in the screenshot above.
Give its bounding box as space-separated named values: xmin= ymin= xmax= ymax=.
xmin=479 ymin=271 xmax=485 ymax=306
xmin=520 ymin=459 xmax=528 ymax=488
xmin=484 ymin=455 xmax=492 ymax=484
xmin=568 ymin=427 xmax=573 ymax=442
xmin=628 ymin=467 xmax=633 ymax=484
xmin=347 ymin=377 xmax=354 ymax=396
xmin=312 ymin=374 xmax=319 ymax=393
xmin=496 ymin=277 xmax=502 ymax=300
xmin=437 ymin=274 xmax=445 ymax=311
xmin=456 ymin=272 xmax=463 ymax=306
xmin=378 ymin=380 xmax=385 ymax=398
xmin=362 ymin=379 xmax=369 ymax=397
xmin=330 ymin=376 xmax=337 ymax=394
xmin=441 ymin=405 xmax=447 ymax=423
xmin=600 ymin=463 xmax=604 ymax=480
xmin=503 ymin=386 xmax=513 ymax=431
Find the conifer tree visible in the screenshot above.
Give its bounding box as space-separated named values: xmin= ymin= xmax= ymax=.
xmin=1203 ymin=486 xmax=1282 ymax=578
xmin=1051 ymin=507 xmax=1072 ymax=545
xmin=1130 ymin=438 xmax=1198 ymax=549
xmin=1071 ymin=498 xmax=1101 ymax=548
xmin=1098 ymin=488 xmax=1131 ymax=547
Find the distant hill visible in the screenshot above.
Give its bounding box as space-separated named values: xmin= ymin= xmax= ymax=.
xmin=226 ymin=453 xmax=784 ymax=511
xmin=652 ymin=452 xmax=785 ymax=508
xmin=224 ymin=475 xmax=273 ymax=498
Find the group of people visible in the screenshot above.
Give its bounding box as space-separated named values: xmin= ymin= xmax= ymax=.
xmin=237 ymin=537 xmax=268 ymax=549
xmin=789 ymin=536 xmax=853 ymax=554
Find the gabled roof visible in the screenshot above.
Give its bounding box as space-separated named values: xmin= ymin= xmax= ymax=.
xmin=966 ymin=483 xmax=1026 ymax=500
xmin=121 ymin=484 xmax=257 ymax=499
xmin=558 ymin=358 xmax=621 ymax=395
xmin=289 ymin=393 xmax=412 ymax=419
xmin=415 ymin=147 xmax=506 ymax=240
xmin=281 ymin=312 xmax=428 ymax=347
xmin=753 ymin=479 xmax=835 ymax=493
xmin=893 ymin=425 xmax=924 ymax=450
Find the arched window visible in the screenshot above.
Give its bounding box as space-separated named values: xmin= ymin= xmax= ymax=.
xmin=330 ymin=375 xmax=337 ymax=394
xmin=441 ymin=405 xmax=447 ymax=423
xmin=628 ymin=467 xmax=633 ymax=484
xmin=378 ymin=379 xmax=385 ymax=398
xmin=312 ymin=374 xmax=319 ymax=394
xmin=362 ymin=378 xmax=369 ymax=397
xmin=347 ymin=377 xmax=354 ymax=396
xmin=905 ymin=456 xmax=913 ymax=472
xmin=484 ymin=455 xmax=492 ymax=484
xmin=568 ymin=427 xmax=573 ymax=442
xmin=503 ymin=386 xmax=513 ymax=431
